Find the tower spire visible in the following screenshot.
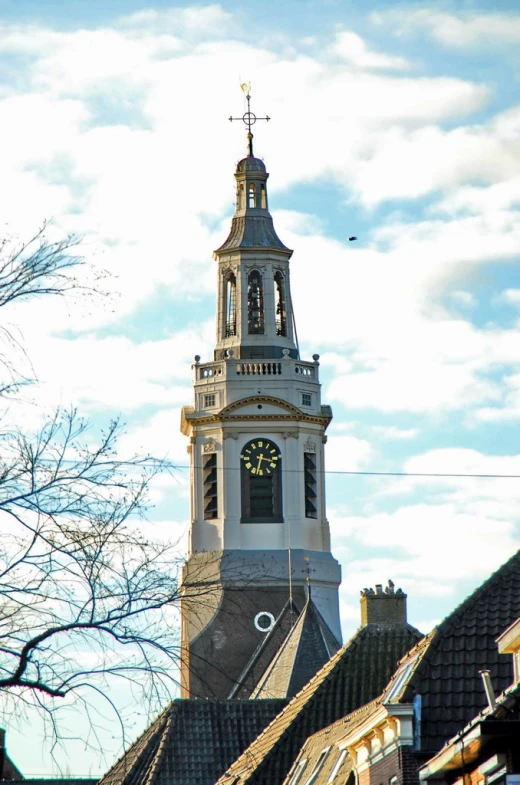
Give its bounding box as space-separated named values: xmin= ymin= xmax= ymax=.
xmin=229 ymin=82 xmax=270 ymax=158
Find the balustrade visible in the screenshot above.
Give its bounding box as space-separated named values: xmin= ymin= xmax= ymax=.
xmin=236 ymin=362 xmax=282 ymax=376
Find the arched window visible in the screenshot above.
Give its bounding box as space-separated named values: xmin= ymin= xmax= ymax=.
xmin=237 ymin=184 xmax=244 ymax=210
xmin=241 ymin=438 xmax=283 ymax=523
xmin=248 ymin=183 xmax=256 ymax=208
xmin=260 ymin=184 xmax=267 ymax=209
xmin=224 ymin=273 xmax=237 ymax=337
xmin=248 ymin=270 xmax=264 ymax=334
xmin=274 ymin=271 xmax=287 ymax=336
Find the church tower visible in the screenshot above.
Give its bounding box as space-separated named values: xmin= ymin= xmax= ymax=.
xmin=180 ymin=93 xmax=342 ymax=699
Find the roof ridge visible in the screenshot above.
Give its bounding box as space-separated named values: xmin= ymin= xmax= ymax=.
xmin=142 ymin=705 xmax=175 ymax=785
xmin=251 ymin=601 xmax=310 ymax=697
xmin=98 ymin=704 xmax=171 ymax=785
xmin=308 ymin=600 xmax=341 ymax=656
xmin=436 ymin=549 xmax=520 ymax=635
xmin=217 ymin=624 xmax=375 ymax=783
xmin=229 ymin=598 xmax=301 ymax=698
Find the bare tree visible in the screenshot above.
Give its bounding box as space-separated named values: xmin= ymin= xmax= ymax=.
xmin=0 ymin=226 xmax=193 ymax=747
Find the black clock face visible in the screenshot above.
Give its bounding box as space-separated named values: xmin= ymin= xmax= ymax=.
xmin=242 ymin=440 xmax=280 ymax=476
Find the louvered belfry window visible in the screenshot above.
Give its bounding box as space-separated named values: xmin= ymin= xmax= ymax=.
xmin=274 ymin=271 xmax=287 ymax=336
xmin=304 ymin=452 xmax=318 ymax=519
xmin=203 ymin=453 xmax=218 ymax=520
xmin=247 ymin=270 xmax=264 ymax=334
xmin=225 ymin=272 xmax=237 ymax=337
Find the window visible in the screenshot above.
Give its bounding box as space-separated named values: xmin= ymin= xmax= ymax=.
xmin=203 ymin=453 xmax=218 ymax=520
xmin=225 ymin=273 xmax=237 ymax=337
xmin=237 ymin=183 xmax=244 ymax=209
xmin=248 ymin=270 xmax=264 ymax=334
xmin=248 ymin=183 xmax=256 ymax=208
xmin=327 ymin=750 xmax=347 ymax=783
xmin=204 ymin=393 xmax=216 ymax=408
xmin=260 ymin=183 xmax=267 ymax=208
xmin=241 ymin=439 xmax=283 ymax=523
xmin=304 ymin=748 xmax=331 ymax=785
xmin=304 ymin=453 xmax=318 ymax=519
xmin=288 ymin=760 xmax=307 ymax=785
xmin=274 ymin=271 xmax=287 ymax=336
xmin=301 ymin=393 xmax=312 ymax=407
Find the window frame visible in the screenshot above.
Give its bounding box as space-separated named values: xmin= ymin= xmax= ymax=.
xmin=204 ymin=393 xmax=216 ymax=408
xmin=288 ymin=760 xmax=308 ymax=785
xmin=327 ymin=750 xmax=347 ymax=783
xmin=240 ymin=439 xmax=283 ymax=524
xmin=304 ymin=748 xmax=331 ymax=785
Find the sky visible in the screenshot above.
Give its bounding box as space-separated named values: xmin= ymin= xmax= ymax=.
xmin=1 ymin=0 xmax=520 ymax=776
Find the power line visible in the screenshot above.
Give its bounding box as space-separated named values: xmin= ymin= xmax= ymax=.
xmin=175 ymin=465 xmax=520 ymax=480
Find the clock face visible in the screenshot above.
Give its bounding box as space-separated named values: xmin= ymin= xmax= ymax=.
xmin=242 ymin=439 xmax=280 ymax=476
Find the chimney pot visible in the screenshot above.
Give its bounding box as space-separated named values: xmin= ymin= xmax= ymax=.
xmin=360 ymin=580 xmax=407 ymax=625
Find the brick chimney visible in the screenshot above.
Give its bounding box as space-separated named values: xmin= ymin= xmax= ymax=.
xmin=360 ymin=580 xmax=407 ymax=625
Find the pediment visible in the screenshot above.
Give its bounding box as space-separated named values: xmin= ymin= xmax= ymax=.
xmin=219 ymin=395 xmax=303 ymax=418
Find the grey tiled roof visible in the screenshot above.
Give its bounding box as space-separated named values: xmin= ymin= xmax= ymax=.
xmin=282 ymin=701 xmax=378 ymax=785
xmin=216 ymin=621 xmax=422 ymax=785
xmin=215 ymin=216 xmax=291 ymax=253
xmin=251 ymin=599 xmax=341 ymax=699
xmin=229 ymin=599 xmax=302 ymax=699
xmin=99 ymin=700 xmax=286 ymax=785
xmin=399 ymin=549 xmax=520 ymax=753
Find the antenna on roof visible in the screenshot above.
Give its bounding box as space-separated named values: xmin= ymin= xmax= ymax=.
xmin=479 ymin=670 xmax=496 ymax=711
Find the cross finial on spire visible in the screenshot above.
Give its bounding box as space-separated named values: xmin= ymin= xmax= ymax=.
xmin=303 ymin=555 xmax=316 ymax=600
xmin=229 ymin=82 xmax=270 ymax=157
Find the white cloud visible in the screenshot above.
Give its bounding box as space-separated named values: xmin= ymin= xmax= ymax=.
xmin=498 ymin=289 xmax=520 ymax=305
xmin=372 ymin=9 xmax=520 ymax=49
xmin=330 ymin=31 xmax=409 ymax=70
xmin=372 ymin=426 xmax=418 ymax=440
xmin=326 ymin=433 xmax=372 ymax=472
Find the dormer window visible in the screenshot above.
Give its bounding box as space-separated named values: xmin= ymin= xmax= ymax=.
xmin=248 ymin=183 xmax=256 ymax=208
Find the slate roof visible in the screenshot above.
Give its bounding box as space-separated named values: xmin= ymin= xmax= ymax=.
xmin=98 ymin=700 xmax=286 ymax=785
xmin=215 ymin=216 xmax=291 ymax=253
xmin=397 ymin=549 xmax=520 ymax=753
xmin=229 ymin=599 xmax=302 ymax=699
xmin=251 ymin=598 xmax=341 ymax=699
xmin=282 ymin=701 xmax=379 ymax=785
xmin=216 ymin=620 xmax=422 ymax=785
xmin=421 ymin=678 xmax=520 ymax=780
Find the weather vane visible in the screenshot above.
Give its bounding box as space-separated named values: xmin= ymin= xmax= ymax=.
xmin=229 ymin=82 xmax=270 ymax=157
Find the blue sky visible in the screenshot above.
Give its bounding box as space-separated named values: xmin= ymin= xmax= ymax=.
xmin=1 ymin=0 xmax=520 ymax=776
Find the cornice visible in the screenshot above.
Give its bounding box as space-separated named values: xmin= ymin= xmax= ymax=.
xmin=187 ymin=413 xmax=331 ymax=427
xmin=220 ymin=394 xmax=304 ymax=417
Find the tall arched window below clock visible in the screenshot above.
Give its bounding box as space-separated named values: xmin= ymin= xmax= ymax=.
xmin=274 ymin=271 xmax=287 ymax=336
xmin=247 ymin=270 xmax=264 ymax=334
xmin=240 ymin=438 xmax=283 ymax=523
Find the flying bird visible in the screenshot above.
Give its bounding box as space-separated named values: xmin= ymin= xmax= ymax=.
xmin=348 ymin=236 xmax=357 ymax=242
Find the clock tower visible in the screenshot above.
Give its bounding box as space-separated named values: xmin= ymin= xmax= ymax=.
xmin=180 ymin=97 xmax=342 ymax=698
